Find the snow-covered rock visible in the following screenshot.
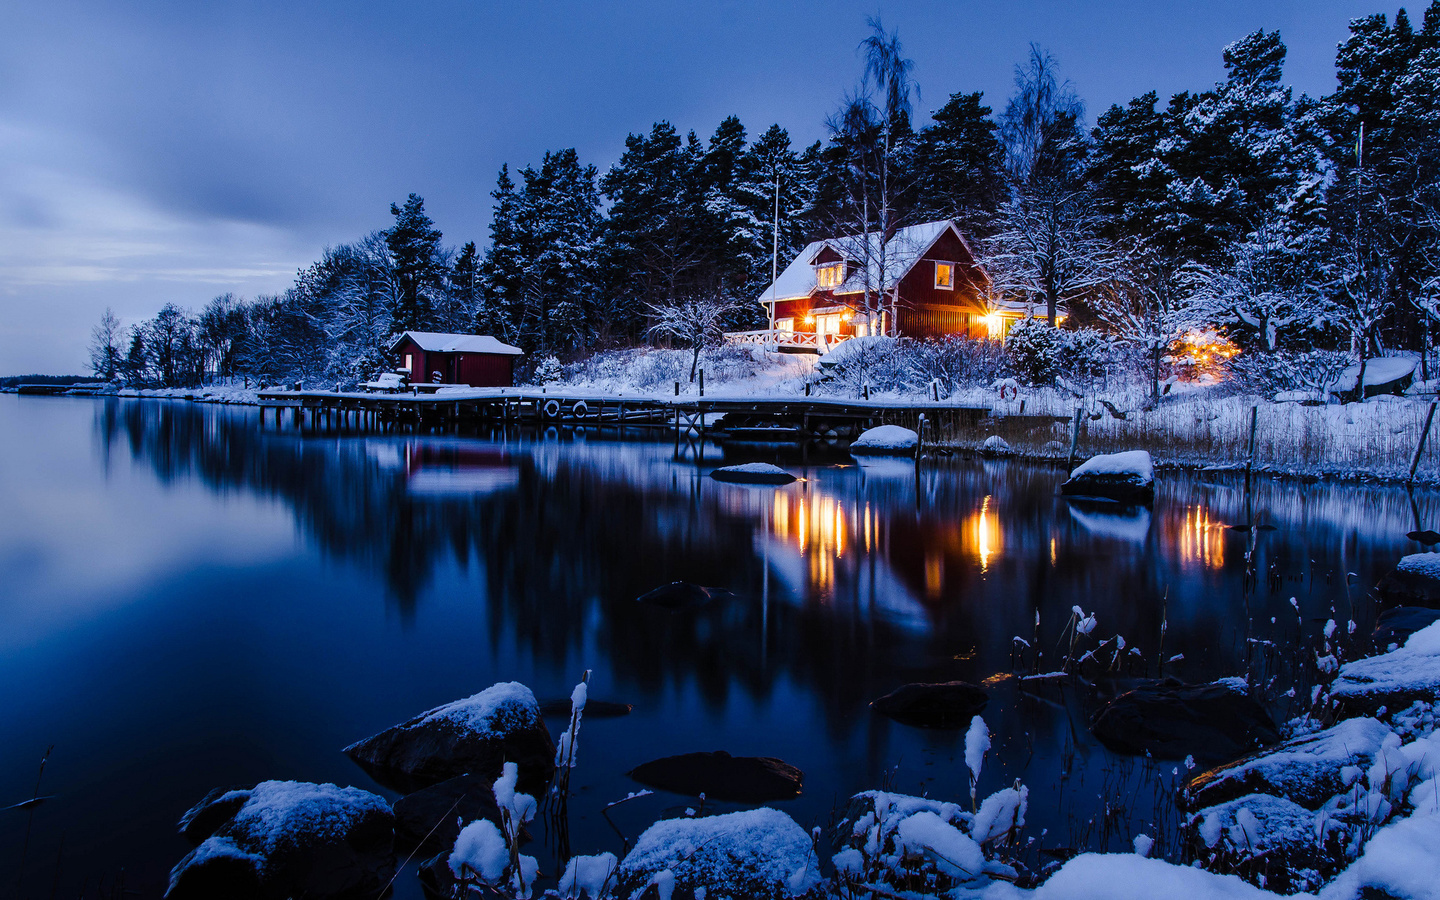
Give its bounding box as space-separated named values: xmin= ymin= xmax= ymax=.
xmin=1374 ymin=607 xmax=1440 ymax=650
xmin=1332 ymin=621 xmax=1440 ymax=718
xmin=614 ymin=808 xmax=824 ymax=900
xmin=392 ymin=774 xmax=506 ymax=857
xmin=870 ymin=681 xmax=989 ymax=729
xmin=626 ymin=750 xmax=803 ymax=803
xmin=1185 ymin=793 xmax=1337 ymax=894
xmin=1061 ymin=450 xmax=1155 ymax=504
xmin=710 ymin=462 xmax=797 ymax=484
xmin=343 ymin=682 xmax=555 ymax=794
xmin=850 ymin=424 xmax=919 ymax=454
xmin=1376 ymin=552 xmax=1440 ymax=608
xmin=166 ymin=781 xmax=395 ymax=900
xmin=1331 ymin=357 xmax=1416 ymax=399
xmin=1184 ymin=717 xmax=1392 ymax=811
xmin=1090 ymin=678 xmax=1279 ymax=765
xmin=982 ymin=434 xmax=1013 ymax=455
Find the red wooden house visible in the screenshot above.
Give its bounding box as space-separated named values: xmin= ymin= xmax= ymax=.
xmin=387 ymin=331 xmax=524 ymax=387
xmin=729 ymin=219 xmax=1033 ymax=352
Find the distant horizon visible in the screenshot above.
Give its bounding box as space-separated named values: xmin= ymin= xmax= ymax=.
xmin=0 ymin=0 xmax=1398 ymax=372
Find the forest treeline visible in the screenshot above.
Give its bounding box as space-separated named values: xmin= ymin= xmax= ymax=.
xmin=91 ymin=7 xmax=1440 ymax=390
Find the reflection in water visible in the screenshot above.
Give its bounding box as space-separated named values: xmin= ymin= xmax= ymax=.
xmin=2 ymin=395 xmax=1434 ymax=898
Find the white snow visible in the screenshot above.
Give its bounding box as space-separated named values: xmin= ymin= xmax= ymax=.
xmin=965 ymin=716 xmax=991 ymax=794
xmin=619 ymin=808 xmax=821 ymax=899
xmin=716 ymin=463 xmax=789 ymax=475
xmin=895 ymin=810 xmax=987 ymax=877
xmin=1132 ymin=834 xmax=1154 ymax=857
xmin=1332 ymin=621 xmax=1440 ymax=706
xmin=971 ymin=785 xmax=1028 ymax=844
xmin=449 ymin=818 xmax=509 ymax=883
xmin=558 ymin=852 xmax=618 ymax=899
xmin=980 ymin=853 xmax=1298 ymax=900
xmin=401 ymin=682 xmax=542 ymax=737
xmin=1069 ymin=450 xmax=1154 ymax=483
xmin=851 ymin=425 xmax=919 ymax=451
xmin=983 ymin=435 xmax=1012 ymax=452
xmin=1332 ymin=357 xmax=1417 ymax=392
xmin=1396 ymin=552 xmax=1440 ymax=581
xmin=1190 ymin=717 xmax=1391 ymax=807
xmin=388 ymin=331 xmax=524 ymax=356
xmin=224 ymin=781 xmax=389 ymax=855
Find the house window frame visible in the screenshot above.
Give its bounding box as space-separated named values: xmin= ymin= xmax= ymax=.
xmin=933 ymin=261 xmax=957 ymax=291
xmin=815 ymin=262 xmax=845 ymax=289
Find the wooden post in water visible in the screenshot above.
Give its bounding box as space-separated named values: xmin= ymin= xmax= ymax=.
xmin=915 ymin=414 xmax=926 ymax=463
xmin=1067 ymin=407 xmax=1082 ymax=471
xmin=1246 ymin=405 xmax=1259 ymax=473
xmin=699 ymin=369 xmax=705 ymax=397
xmin=1411 ymin=401 xmax=1438 ymax=483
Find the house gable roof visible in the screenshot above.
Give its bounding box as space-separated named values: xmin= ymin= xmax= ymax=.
xmin=756 ymin=219 xmax=983 ymax=306
xmin=388 ymin=331 xmax=525 ymax=356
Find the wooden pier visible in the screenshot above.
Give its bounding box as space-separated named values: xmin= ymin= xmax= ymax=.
xmin=255 ymin=388 xmax=989 ymax=443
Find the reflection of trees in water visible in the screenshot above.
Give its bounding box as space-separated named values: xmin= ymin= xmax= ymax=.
xmin=102 ymin=399 xmax=1425 ymax=734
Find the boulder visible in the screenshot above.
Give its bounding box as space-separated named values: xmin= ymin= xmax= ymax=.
xmin=166 ymin=781 xmax=395 ymax=900
xmin=710 ymin=463 xmax=797 ymax=485
xmin=1331 ymin=357 xmax=1416 ymax=402
xmin=981 ymin=435 xmax=1012 ymax=456
xmin=627 ymin=751 xmax=803 ymax=803
xmin=1374 ymin=607 xmax=1440 ymax=650
xmin=1183 ymin=717 xmax=1391 ymax=811
xmin=1185 ymin=793 xmax=1342 ymax=894
xmin=392 ymin=774 xmax=504 ymax=858
xmin=1376 ymin=553 xmax=1440 ymax=609
xmin=344 ymin=682 xmax=555 ymax=795
xmin=1090 ymin=678 xmax=1279 ymax=765
xmin=850 ymin=425 xmax=919 ymax=455
xmin=870 ymin=682 xmax=988 ymax=729
xmin=636 ymin=582 xmax=733 ymax=610
xmin=613 ymin=808 xmax=824 ymax=900
xmin=1061 ymin=450 xmax=1155 ymax=504
xmin=1331 ymin=621 xmax=1440 ymax=718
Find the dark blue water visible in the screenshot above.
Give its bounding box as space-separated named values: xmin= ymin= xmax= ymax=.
xmin=0 ymin=394 xmax=1425 ymax=897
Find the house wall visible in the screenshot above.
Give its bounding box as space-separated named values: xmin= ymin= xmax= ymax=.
xmin=393 ymin=337 xmax=516 ymax=387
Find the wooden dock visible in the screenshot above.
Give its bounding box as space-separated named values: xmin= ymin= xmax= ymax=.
xmin=255 ymin=387 xmax=989 ymax=443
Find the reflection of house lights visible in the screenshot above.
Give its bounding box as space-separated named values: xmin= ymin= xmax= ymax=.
xmin=1182 ymin=505 xmax=1224 ymax=568
xmin=971 ymin=495 xmax=1000 ymax=572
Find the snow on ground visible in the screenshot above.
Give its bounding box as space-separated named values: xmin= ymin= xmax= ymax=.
xmin=1332 ymin=621 xmax=1440 ymax=709
xmin=1332 ymin=357 xmax=1417 ymax=393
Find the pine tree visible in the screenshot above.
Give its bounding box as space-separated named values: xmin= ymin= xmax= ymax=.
xmin=913 ymin=91 xmax=1006 ymax=231
xmin=385 ymin=193 xmax=445 ymax=332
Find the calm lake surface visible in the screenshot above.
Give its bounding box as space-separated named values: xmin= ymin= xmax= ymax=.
xmin=0 ymin=393 xmax=1429 ymax=897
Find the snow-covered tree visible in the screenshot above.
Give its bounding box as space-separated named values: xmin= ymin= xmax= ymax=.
xmin=646 ymin=294 xmax=737 ymax=382
xmin=385 ymin=194 xmax=447 ymax=332
xmin=88 ymin=307 xmax=124 ymax=381
xmin=1092 ymin=242 xmax=1200 ymax=405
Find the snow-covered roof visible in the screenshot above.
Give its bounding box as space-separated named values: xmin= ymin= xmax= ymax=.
xmin=388 ymin=331 xmax=524 ymax=355
xmin=756 ymin=219 xmax=980 ymax=306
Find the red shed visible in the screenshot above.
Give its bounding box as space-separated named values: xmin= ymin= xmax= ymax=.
xmin=387 ymin=331 xmax=524 ymax=387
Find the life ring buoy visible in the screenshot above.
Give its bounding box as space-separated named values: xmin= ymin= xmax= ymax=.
xmin=542 ymin=398 xmax=561 ymax=419
xmin=570 ymin=400 xmax=589 ymax=418
xmin=997 ymin=381 xmax=1019 ymax=402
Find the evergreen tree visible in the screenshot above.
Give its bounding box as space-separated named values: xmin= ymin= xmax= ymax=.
xmin=385 ymin=193 xmax=446 ymax=332
xmin=913 ymin=91 xmax=1006 ymax=230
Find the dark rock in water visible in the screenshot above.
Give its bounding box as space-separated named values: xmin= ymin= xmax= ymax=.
xmin=1090 ymin=677 xmax=1279 ymax=765
xmin=418 ymin=850 xmax=456 ymax=900
xmin=710 ymin=463 xmax=797 ymax=485
xmin=1408 ymin=529 xmax=1440 ymax=546
xmin=1060 ymin=450 xmax=1155 ymax=505
xmin=1374 ymin=606 xmax=1440 ymax=649
xmin=627 ymin=751 xmax=803 ymax=802
xmin=393 ymin=774 xmax=505 ymax=858
xmin=636 ymin=582 xmax=733 ymax=610
xmin=178 ymin=786 xmax=251 ymax=845
xmin=1376 ymin=553 xmax=1440 ymax=608
xmin=538 ymin=698 xmax=633 ymax=718
xmin=344 ymin=682 xmax=555 ymax=795
xmin=1183 ymin=716 xmax=1391 ymax=811
xmin=870 ymin=682 xmax=988 ymax=729
xmin=166 ymin=781 xmax=395 ymax=900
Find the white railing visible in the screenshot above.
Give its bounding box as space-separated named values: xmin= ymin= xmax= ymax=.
xmin=724 ymin=330 xmax=853 ymax=353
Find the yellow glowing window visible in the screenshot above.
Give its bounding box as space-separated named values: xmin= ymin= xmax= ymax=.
xmin=816 ymin=263 xmax=844 ymax=289
xmin=934 ymin=262 xmax=956 ymax=290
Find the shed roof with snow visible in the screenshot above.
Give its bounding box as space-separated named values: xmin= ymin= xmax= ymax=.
xmin=386 ymin=331 xmax=524 ymax=356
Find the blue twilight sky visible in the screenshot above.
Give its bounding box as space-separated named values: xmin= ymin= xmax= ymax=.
xmin=0 ymin=0 xmax=1396 ymax=373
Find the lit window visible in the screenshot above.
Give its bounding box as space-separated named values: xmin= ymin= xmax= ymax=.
xmin=775 ymin=317 xmax=794 ymax=332
xmin=816 ymin=263 xmax=844 ymax=289
xmin=934 ymin=262 xmax=956 ymax=290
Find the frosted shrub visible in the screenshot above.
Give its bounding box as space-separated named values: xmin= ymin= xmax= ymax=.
xmin=531 ymin=355 xmax=564 ymax=386
xmin=903 ymin=337 xmax=1006 ymax=397
xmin=1003 ymin=319 xmax=1068 ymax=386
xmin=450 ymin=761 xmax=539 ymax=898
xmin=820 ymin=337 xmax=907 ymax=396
